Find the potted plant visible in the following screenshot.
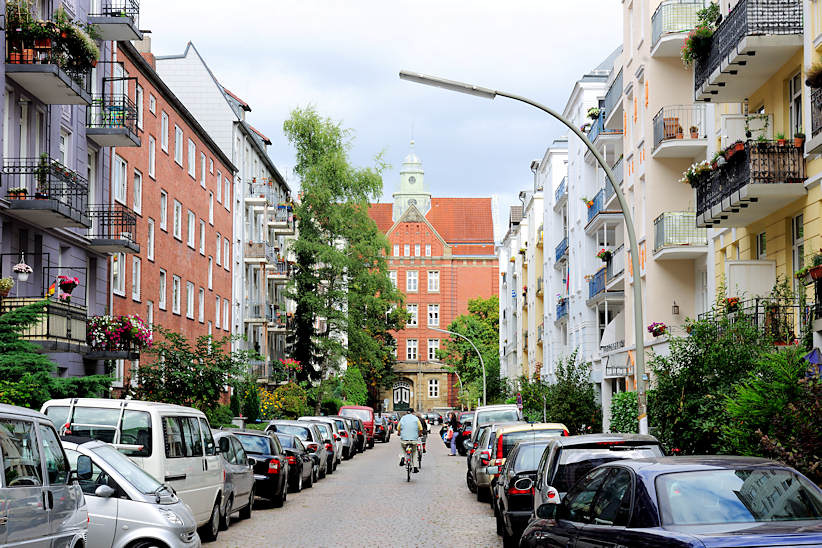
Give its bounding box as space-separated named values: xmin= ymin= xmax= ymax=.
xmin=0 ymin=277 xmax=14 ymax=297
xmin=725 ymin=296 xmax=740 ymax=313
xmin=776 ymin=133 xmax=786 ymax=146
xmin=756 ymin=135 xmax=769 ymax=151
xmin=581 ymin=197 xmax=594 ymax=208
xmin=689 ymin=125 xmax=699 ymax=139
xmin=676 ymin=125 xmax=684 ymax=139
xmin=794 ymin=129 xmax=805 ymax=149
xmin=13 ymin=261 xmax=32 ymax=282
xmin=57 ymin=275 xmax=79 ymax=295
xmin=647 ymin=322 xmax=668 ymax=337
xmin=35 ymin=153 xmax=49 ymax=199
xmin=802 ymin=249 xmax=822 ymax=283
xmin=587 ymin=107 xmax=601 ymax=120
xmin=596 ymin=248 xmax=612 ymax=262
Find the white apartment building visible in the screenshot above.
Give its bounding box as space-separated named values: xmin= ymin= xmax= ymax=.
xmin=499 ymin=205 xmax=525 ymax=383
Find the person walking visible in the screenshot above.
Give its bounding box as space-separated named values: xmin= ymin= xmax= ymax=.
xmin=448 ymin=411 xmax=460 ymax=456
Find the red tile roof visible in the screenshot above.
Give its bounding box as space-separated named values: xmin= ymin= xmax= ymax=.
xmin=247 ymin=123 xmax=271 ymax=145
xmin=221 ymin=87 xmax=251 ymax=111
xmin=368 ymin=203 xmax=393 ymax=233
xmin=367 ymin=198 xmax=494 ymax=244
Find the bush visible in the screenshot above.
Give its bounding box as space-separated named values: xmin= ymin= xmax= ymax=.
xmin=272 ymin=382 xmax=309 ymax=419
xmin=321 ymin=398 xmax=343 ymax=416
xmin=609 ymin=391 xmax=638 ymax=433
xmin=341 ymin=366 xmax=368 ymax=405
xmin=204 ymin=405 xmax=234 ymax=427
xmin=242 ymin=384 xmax=261 ymax=423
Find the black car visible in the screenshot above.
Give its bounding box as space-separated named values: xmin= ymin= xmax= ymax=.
xmin=489 ymin=439 xmax=553 ymax=547
xmin=522 ymin=456 xmax=822 ymax=548
xmin=273 ymin=432 xmax=315 ymax=493
xmin=349 ymin=417 xmax=366 ymax=452
xmin=267 ymin=419 xmax=329 ymax=482
xmin=373 ymin=416 xmax=390 ymax=443
xmin=231 ymin=430 xmax=289 ymax=507
xmin=533 ymin=434 xmax=664 ymax=512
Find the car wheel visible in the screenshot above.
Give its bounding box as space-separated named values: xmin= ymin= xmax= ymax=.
xmin=239 ymin=487 xmax=254 ymax=520
xmin=305 ymin=467 xmax=314 ymax=489
xmin=272 ymin=485 xmax=286 ymax=508
xmin=502 ymin=526 xmax=518 ymax=548
xmin=477 ymin=486 xmax=490 ymax=503
xmin=327 ymin=458 xmax=334 ymax=475
xmin=466 ymin=470 xmax=477 ymax=493
xmin=495 ymin=508 xmax=504 ymax=536
xmin=368 ymin=438 xmax=375 ymax=449
xmin=199 ymin=501 xmax=220 ymax=542
xmin=292 ymin=471 xmax=303 ymax=493
xmin=218 ymin=495 xmax=232 ymax=531
xmin=319 ymin=461 xmax=327 ymax=479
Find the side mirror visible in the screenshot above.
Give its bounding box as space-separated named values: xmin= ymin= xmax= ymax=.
xmin=536 ymin=502 xmax=558 ymax=520
xmin=462 ymin=439 xmax=472 ymax=451
xmin=76 ymin=455 xmax=93 ymax=481
xmin=218 ymin=438 xmax=231 ymax=455
xmin=247 ymin=457 xmax=257 ymax=466
xmin=484 ymin=466 xmax=500 ymax=476
xmin=94 ymin=484 xmax=116 ymax=498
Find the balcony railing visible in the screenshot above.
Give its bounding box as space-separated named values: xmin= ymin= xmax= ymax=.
xmin=588 ymin=268 xmax=607 ymax=299
xmin=244 ymin=241 xmax=276 ymax=263
xmin=0 ymin=297 xmax=87 ymax=347
xmin=693 ymin=141 xmax=805 ymax=223
xmin=611 ymin=158 xmax=624 ymax=188
xmin=245 ymin=301 xmax=274 ymax=322
xmin=88 ymin=0 xmax=141 ymax=41
xmin=5 ymin=32 xmax=92 ymax=103
xmin=606 ymin=245 xmax=625 ymax=280
xmin=694 ymin=0 xmax=803 ymax=96
xmin=601 ymin=340 xmax=626 ymax=353
xmin=697 ymin=297 xmax=805 ymax=344
xmin=588 ymin=111 xmax=623 ymax=143
xmin=587 ymin=188 xmax=607 ymax=223
xmin=812 ymin=88 xmax=822 ymax=139
xmin=2 ymin=157 xmax=90 ymax=228
xmin=86 ymin=203 xmax=139 ymax=254
xmin=654 ymin=211 xmax=707 ymax=252
xmin=554 ymin=176 xmax=567 ymax=204
xmin=651 ymin=0 xmax=703 ymax=50
xmin=556 ymin=299 xmax=568 ymax=321
xmin=603 ymin=69 xmax=623 ymax=127
xmin=652 ymin=105 xmax=707 ymax=150
xmin=536 ymin=276 xmax=544 ymax=296
xmin=247 ymin=181 xmax=277 ymax=204
xmin=87 ymin=93 xmax=140 ymax=147
xmin=537 ymin=323 xmax=544 ymax=342
xmin=555 ymin=236 xmax=569 ymax=262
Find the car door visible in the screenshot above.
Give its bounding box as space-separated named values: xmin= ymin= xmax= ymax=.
xmin=0 ymin=416 xmax=49 ymax=547
xmin=65 ymin=448 xmax=117 ymax=548
xmin=230 ymin=437 xmax=252 ymax=500
xmin=38 ymin=422 xmax=81 ymax=548
xmin=574 ymin=467 xmax=634 ymax=548
xmin=199 ymin=418 xmax=221 ymax=496
xmin=162 ymin=416 xmax=205 ymax=523
xmin=538 ymin=467 xmax=612 ymax=548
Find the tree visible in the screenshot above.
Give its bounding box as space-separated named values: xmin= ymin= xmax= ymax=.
xmin=0 ymin=300 xmax=110 ymax=408
xmin=341 ymin=365 xmax=368 ymax=405
xmin=242 ymin=383 xmax=261 ymax=423
xmin=609 ymin=391 xmax=638 ymax=434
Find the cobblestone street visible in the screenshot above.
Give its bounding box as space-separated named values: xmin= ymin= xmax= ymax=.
xmin=212 ymin=434 xmax=501 ymax=547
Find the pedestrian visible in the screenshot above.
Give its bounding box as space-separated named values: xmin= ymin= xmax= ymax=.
xmin=448 ymin=411 xmax=460 ymax=456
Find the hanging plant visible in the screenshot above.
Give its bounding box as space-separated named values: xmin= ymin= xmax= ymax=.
xmin=587 ymin=107 xmax=601 ymax=120
xmin=647 ymin=322 xmax=668 ymax=337
xmin=596 ymin=249 xmax=612 ymax=262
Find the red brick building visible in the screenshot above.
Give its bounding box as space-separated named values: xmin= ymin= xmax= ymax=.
xmin=109 ymin=41 xmax=236 ymax=389
xmin=368 ymin=144 xmax=498 ymax=411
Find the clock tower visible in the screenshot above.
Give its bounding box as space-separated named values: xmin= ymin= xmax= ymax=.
xmin=392 ymin=141 xmax=431 ymax=221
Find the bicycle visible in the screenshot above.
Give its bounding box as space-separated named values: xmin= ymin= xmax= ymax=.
xmin=404 ymin=443 xmax=414 ymax=482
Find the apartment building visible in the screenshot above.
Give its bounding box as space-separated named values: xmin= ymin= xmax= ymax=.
xmin=0 ymin=1 xmax=139 ymax=379
xmin=107 ymin=40 xmax=237 ymax=388
xmin=499 ymin=205 xmax=525 ymax=382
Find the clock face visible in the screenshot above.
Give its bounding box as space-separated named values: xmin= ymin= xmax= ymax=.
xmin=408 ymin=176 xmax=416 ymax=184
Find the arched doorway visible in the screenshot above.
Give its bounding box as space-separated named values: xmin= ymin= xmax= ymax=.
xmin=392 ymin=379 xmax=412 ymax=411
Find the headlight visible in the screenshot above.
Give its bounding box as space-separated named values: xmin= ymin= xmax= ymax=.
xmin=158 ymin=508 xmax=184 ymax=527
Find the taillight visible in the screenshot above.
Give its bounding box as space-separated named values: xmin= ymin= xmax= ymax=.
xmin=325 ymin=442 xmax=333 ymax=451
xmin=507 ymin=486 xmax=534 ymax=495
xmin=268 ymin=460 xmax=280 ymax=474
xmin=480 ymin=450 xmax=491 ymax=466
xmin=496 ymin=433 xmax=504 ymax=459
xmin=286 ymin=456 xmax=297 ymax=465
xmin=562 ymin=429 xmax=569 ymax=436
xmin=335 ymin=435 xmax=341 ymax=441
xmin=340 ymin=431 xmax=348 ymax=438
xmin=223 ymin=469 xmax=226 ymax=482
xmin=358 ymin=431 xmax=363 ymax=436
xmin=307 ymin=443 xmax=319 ymax=452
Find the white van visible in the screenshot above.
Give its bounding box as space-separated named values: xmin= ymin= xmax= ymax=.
xmin=41 ymin=398 xmax=224 ymax=541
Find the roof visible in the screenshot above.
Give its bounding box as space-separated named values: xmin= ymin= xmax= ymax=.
xmin=614 ymin=455 xmax=787 ymax=476
xmin=368 ymin=203 xmax=393 ymax=233
xmin=551 ymin=433 xmax=660 ymax=447
xmin=368 ymin=198 xmax=494 ymax=243
xmin=496 ymin=423 xmax=568 ymax=434
xmin=43 ymin=397 xmax=206 ymax=414
xmin=221 ymin=86 xmax=251 ymax=111
xmin=1 ymin=402 xmax=47 ymax=419
xmin=247 ymin=123 xmax=272 ymax=145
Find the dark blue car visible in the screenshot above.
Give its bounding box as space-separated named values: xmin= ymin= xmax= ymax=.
xmin=521 ymin=456 xmax=822 ymax=547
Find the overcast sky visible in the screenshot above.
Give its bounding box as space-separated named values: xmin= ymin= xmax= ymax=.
xmin=142 ymin=0 xmax=622 ymax=240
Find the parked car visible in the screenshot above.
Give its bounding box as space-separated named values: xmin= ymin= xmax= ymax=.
xmin=533 ymin=434 xmax=664 ymax=510
xmin=327 ymin=415 xmax=356 ymax=460
xmin=273 ymin=433 xmax=314 ymax=492
xmin=488 ymin=439 xmax=553 ymax=547
xmin=374 ymin=416 xmax=391 ymax=443
xmin=522 ymin=456 xmax=822 ymax=548
xmin=266 ymin=419 xmax=329 ymax=481
xmin=42 ymin=398 xmax=224 ymax=541
xmin=339 ymin=405 xmax=375 ymax=448
xmin=62 ymin=437 xmax=199 ymax=548
xmin=299 ymin=416 xmax=342 ymax=468
xmin=470 ymin=404 xmax=523 ymax=446
xmin=467 ymin=422 xmax=521 ymax=498
xmin=212 ymin=431 xmax=255 ymax=529
xmin=348 ymin=417 xmax=367 ymax=453
xmin=231 ymin=430 xmax=289 ymax=507
xmin=0 ymin=403 xmax=87 ymax=548
xmin=304 ymin=420 xmax=337 ymax=475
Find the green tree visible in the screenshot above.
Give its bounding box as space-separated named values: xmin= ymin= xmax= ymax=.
xmin=0 ymin=300 xmax=110 ymax=408
xmin=609 ymin=391 xmax=638 ymax=434
xmin=242 ymin=383 xmax=261 ymax=423
xmin=341 ymin=365 xmax=368 ymax=405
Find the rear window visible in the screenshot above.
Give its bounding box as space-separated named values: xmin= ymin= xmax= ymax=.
xmin=274 ymin=424 xmax=310 ymax=440
xmin=314 ymin=424 xmax=330 ymax=438
xmin=45 ymin=406 xmax=152 ymax=457
xmin=477 ymin=409 xmax=521 ymax=426
xmin=333 ymin=419 xmax=346 ymax=431
xmin=460 ymin=416 xmax=474 ymax=426
xmin=502 ymin=430 xmax=564 ymax=458
xmin=514 ymin=443 xmax=550 ymax=472
xmin=553 ymin=445 xmax=662 ymax=493
xmin=275 ymin=434 xmax=297 ymax=448
xmin=235 ymin=434 xmax=272 ymax=455
xmin=339 ymin=409 xmax=372 ymax=422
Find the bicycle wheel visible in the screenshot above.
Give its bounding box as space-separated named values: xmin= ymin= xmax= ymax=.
xmin=417 ymin=447 xmax=422 ymax=469
xmin=406 ymin=457 xmax=411 ymax=482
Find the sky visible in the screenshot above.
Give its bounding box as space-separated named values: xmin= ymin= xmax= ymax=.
xmin=141 ymin=0 xmax=622 ymax=240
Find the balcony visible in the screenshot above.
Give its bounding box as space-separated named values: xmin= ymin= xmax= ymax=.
xmin=5 ymin=34 xmax=92 ymax=105
xmin=536 ymin=276 xmax=544 ymax=297
xmin=267 ymin=261 xmax=291 ymax=283
xmin=553 ymin=176 xmax=568 ymax=211
xmin=698 ymin=297 xmax=804 ymax=345
xmin=694 ymin=0 xmax=803 ymax=102
xmin=86 ymin=203 xmax=139 ymax=254
xmin=651 ymin=0 xmax=703 ymax=58
xmin=603 ymin=158 xmax=624 ymax=209
xmin=244 ymin=301 xmax=274 ymax=323
xmin=652 ymin=105 xmax=708 ymax=159
xmin=587 ymin=111 xmax=623 ymax=145
xmin=585 ymin=188 xmax=622 ymax=235
xmin=536 ymin=226 xmax=544 ymax=249
xmin=268 ymin=313 xmax=290 ymax=333
xmin=2 ymin=157 xmax=90 ymax=228
xmin=555 ymin=299 xmax=568 ymax=323
xmin=603 ymin=69 xmax=623 ymax=131
xmin=807 ymin=88 xmax=822 ymax=155
xmin=268 ymin=207 xmax=295 ymax=235
xmin=246 ymin=180 xmax=278 ymax=206
xmin=0 ymin=297 xmax=87 ymax=351
xmin=86 ymin=94 xmax=141 ymax=147
xmin=554 ymin=236 xmax=569 ymax=265
xmin=692 ymin=141 xmax=806 ymax=228
xmin=653 ymin=211 xmax=708 ymax=260
xmin=537 ymin=323 xmax=544 ymax=343
xmin=606 ymin=245 xmax=625 ymax=290
xmin=248 ymin=360 xmax=269 ymax=382
xmin=88 ymin=0 xmax=142 ymax=41
xmin=244 ymin=241 xmax=276 ymax=264
xmin=588 ymin=267 xmax=624 ymax=306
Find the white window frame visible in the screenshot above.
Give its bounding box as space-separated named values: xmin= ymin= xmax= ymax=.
xmin=208 ymin=192 xmax=214 ymax=225
xmin=146 ymin=218 xmax=155 ymax=261
xmin=199 ymin=220 xmax=205 ymax=255
xmin=215 ymin=295 xmax=221 ymax=329
xmin=187 ymin=211 xmax=195 ymax=248
xmin=427 ymin=304 xmax=439 ymax=327
xmin=216 ymin=171 xmax=222 ymax=203
xmin=223 ymin=238 xmax=230 ymax=271
xmin=425 ymin=244 xmax=432 ymax=257
xmin=200 ymin=152 xmax=206 ymax=187
xmin=174 ymin=125 xmax=183 ymax=165
xmin=208 ymin=257 xmax=213 ymax=290
xmin=223 ymin=299 xmax=230 ymax=331
xmin=147 ymin=300 xmax=154 ymax=327
xmin=131 ymin=257 xmax=141 ymax=301
xmin=388 ymin=271 xmax=397 ymax=288
xmin=159 ymin=190 xmax=167 ymax=231
xmin=132 ymin=170 xmax=142 ymax=214
xmin=186 ymin=281 xmax=194 ymax=319
xmin=172 ymin=200 xmax=182 ymax=240
xmin=113 ymin=154 xmax=127 ymax=204
xmin=428 ymin=270 xmax=440 ymax=292
xmin=224 ymin=178 xmax=231 ymax=210
xmin=172 ymin=275 xmax=181 ymax=315
xmin=148 ymin=135 xmax=156 ymax=179
xmin=406 ymin=339 xmax=418 ymax=360
xmin=215 ymin=233 xmax=221 ymax=265
xmin=135 ymin=84 xmax=144 ymax=130
xmin=404 ymin=244 xmax=410 ymax=256
xmin=414 ymin=244 xmax=420 ymax=257
xmin=209 ymin=158 xmax=214 ymax=174
xmin=756 ymin=232 xmax=767 ymax=260
xmin=148 ymin=93 xmax=156 ymax=114
xmin=198 ymin=287 xmax=205 ymax=323
xmin=112 ymin=252 xmax=125 ymax=296
xmin=427 ymin=339 xmax=439 ymax=361
xmin=406 ymin=271 xmax=418 ymax=292
xmin=161 ymin=112 xmax=169 ymax=152
xmin=393 ymin=244 xmax=400 ymax=256
xmin=428 ymin=379 xmax=439 ymax=398
xmin=187 ymin=139 xmax=196 ymax=178
xmin=158 ymin=269 xmax=167 ymax=310
xmin=406 ymin=304 xmax=418 ymax=327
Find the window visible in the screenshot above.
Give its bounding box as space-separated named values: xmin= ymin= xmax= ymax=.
xmin=199 ymin=220 xmax=205 ymax=255
xmin=172 ymin=275 xmax=181 ymax=314
xmin=148 ymin=135 xmax=156 ymax=178
xmin=174 ymin=125 xmax=183 ymax=165
xmin=198 ymin=287 xmax=205 ymax=323
xmin=414 ymin=244 xmax=420 ymax=257
xmin=224 ymin=178 xmax=231 ymax=210
xmin=131 ymin=257 xmax=141 ymax=301
xmin=792 ymin=214 xmax=804 ymax=292
xmin=1 ymin=418 xmax=42 ymax=487
xmin=427 ymin=304 xmax=439 ymax=326
xmin=589 ymin=468 xmax=633 ymax=527
xmin=406 ymin=271 xmax=418 ymax=292
xmin=425 ymin=244 xmax=431 ymax=257
xmin=427 ymin=339 xmax=439 ymax=361
xmin=146 ymin=218 xmax=154 ymax=261
xmin=216 ymin=171 xmax=222 ymax=203
xmin=186 ymin=281 xmax=194 ymax=319
xmin=406 ymin=339 xmax=418 ymax=360
xmin=159 ymin=191 xmax=167 ymax=230
xmin=173 ymin=200 xmax=182 ymax=240
xmin=393 ymin=244 xmax=400 ymax=256
xmin=223 ymin=299 xmax=230 ymax=331
xmin=216 ymin=233 xmax=221 ymax=265
xmin=224 ymin=238 xmax=230 ymax=270
xmin=136 ymin=84 xmax=144 ymax=130
xmin=389 ymin=271 xmax=397 ymax=288
xmin=215 ymin=295 xmax=221 ymax=328
xmin=114 ymin=154 xmax=127 ymax=204
xmin=147 ymin=300 xmax=154 ymax=327
xmin=209 ymin=158 xmax=214 ymax=174
xmin=207 ymin=321 xmax=212 ymax=336
xmin=161 ymin=112 xmax=169 ymax=152
xmin=406 ymin=304 xmax=418 ymax=326
xmin=112 ymin=252 xmax=125 ymax=296
xmin=59 ymin=130 xmax=70 ymax=165
xmin=428 ymin=270 xmax=440 ymax=292
xmin=563 ymin=467 xmax=612 ymax=523
xmin=756 ymin=232 xmax=767 ymax=260
xmin=404 ymin=244 xmax=410 ymax=256
xmin=187 ymin=139 xmax=196 ymax=178
xmin=200 ymin=152 xmax=206 ymax=187
xmin=132 ymin=170 xmax=142 ymax=214
xmin=789 ymin=71 xmax=803 ymax=138
xmin=149 ymin=93 xmax=156 ymax=114
xmin=38 ymin=424 xmax=68 ymax=484
xmin=186 ymin=211 xmax=195 ymax=248
xmin=208 ymin=257 xmax=213 ymax=290
xmin=208 ymin=192 xmax=214 ymax=224
xmin=428 ymin=379 xmax=439 ymax=398
xmin=158 ymin=270 xmax=167 ymax=309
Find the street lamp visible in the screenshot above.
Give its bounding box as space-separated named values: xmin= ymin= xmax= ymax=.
xmin=431 ymin=326 xmax=486 ymax=406
xmin=401 ymin=70 xmax=648 ymax=434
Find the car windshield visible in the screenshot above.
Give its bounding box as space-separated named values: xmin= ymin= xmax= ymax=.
xmin=553 ymin=446 xmax=662 ymax=493
xmin=477 ymin=409 xmax=520 ymax=426
xmin=90 ymin=444 xmax=162 ymax=495
xmin=340 ymin=409 xmax=371 ymax=421
xmin=235 ymin=434 xmax=271 ymax=454
xmin=657 ymin=469 xmax=822 ymax=526
xmin=514 ymin=443 xmax=550 ymax=472
xmin=274 ymin=424 xmax=310 ymax=440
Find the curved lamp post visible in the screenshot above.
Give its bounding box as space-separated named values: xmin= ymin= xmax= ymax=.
xmin=431 ymin=326 xmax=486 ymax=406
xmin=400 ymin=70 xmax=648 ymax=434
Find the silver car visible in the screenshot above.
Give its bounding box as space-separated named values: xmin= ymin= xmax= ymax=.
xmin=299 ymin=417 xmax=342 ymax=469
xmin=62 ymin=439 xmax=199 ymax=548
xmin=212 ymin=431 xmax=255 ymax=529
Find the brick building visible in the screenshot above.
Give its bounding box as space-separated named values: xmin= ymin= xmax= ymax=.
xmin=109 ymin=41 xmax=236 ymax=389
xmin=368 ymin=144 xmax=498 ymax=412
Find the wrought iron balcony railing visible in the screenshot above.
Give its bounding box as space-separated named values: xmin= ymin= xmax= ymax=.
xmin=87 ymin=93 xmax=139 ymax=134
xmin=89 ymin=0 xmax=140 ymax=20
xmin=555 ymin=236 xmax=568 ymax=262
xmin=247 ymin=181 xmax=278 ymax=203
xmin=5 ymin=34 xmax=92 ymax=92
xmin=86 ymin=203 xmax=139 ymax=253
xmin=588 ymin=268 xmax=607 ymax=299
xmin=654 ymin=211 xmax=707 ymax=252
xmin=697 ymin=297 xmax=805 ymax=344
xmin=2 ymin=157 xmax=90 ymax=225
xmin=651 ymin=0 xmax=704 ymax=50
xmin=0 ymin=297 xmax=87 ymax=347
xmin=652 ymin=105 xmax=707 ymax=150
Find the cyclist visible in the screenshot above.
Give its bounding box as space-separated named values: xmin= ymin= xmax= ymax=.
xmin=397 ymin=407 xmax=423 ymax=473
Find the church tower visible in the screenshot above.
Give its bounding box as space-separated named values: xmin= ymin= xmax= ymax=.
xmin=392 ymin=141 xmax=431 ymax=221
